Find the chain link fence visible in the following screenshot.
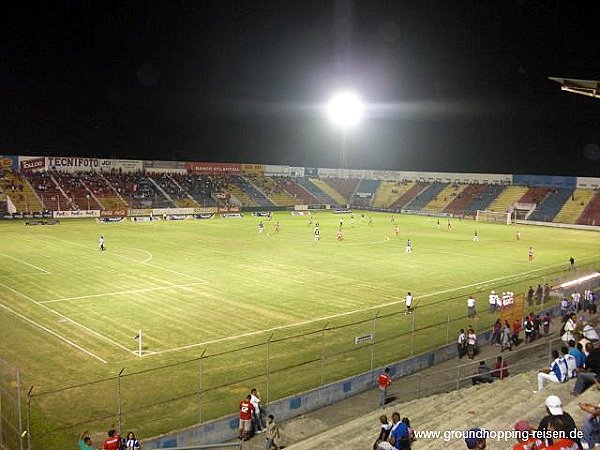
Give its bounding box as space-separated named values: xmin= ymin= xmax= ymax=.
xmin=0 ymin=358 xmax=24 ymax=450
xmin=20 ymin=259 xmax=600 ymax=449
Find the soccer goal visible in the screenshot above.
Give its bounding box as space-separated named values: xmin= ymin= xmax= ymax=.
xmin=476 ymin=210 xmax=512 ymax=225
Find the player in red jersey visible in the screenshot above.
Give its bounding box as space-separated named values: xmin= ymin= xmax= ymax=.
xmin=239 ymin=395 xmax=255 ymax=441
xmin=102 ymin=428 xmax=121 ymax=450
xmin=377 ymin=367 xmax=392 ymax=408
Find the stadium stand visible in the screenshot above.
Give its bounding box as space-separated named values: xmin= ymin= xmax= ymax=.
xmin=172 ymin=173 xmax=220 ymax=207
xmin=25 ymin=171 xmax=72 ymax=210
xmin=323 ymin=178 xmax=360 ymax=204
xmin=247 ymin=176 xmax=295 ymax=206
xmin=85 ymin=172 xmax=128 ymax=209
xmin=423 ymin=183 xmax=468 ymax=212
xmin=148 ymin=173 xmax=198 ymax=207
xmin=102 ymin=172 xmax=174 ymax=208
xmin=528 ymin=187 xmax=574 ymax=222
xmin=554 ymin=189 xmax=597 ymax=224
xmin=285 ymin=360 xmax=595 ymax=450
xmin=519 ymin=186 xmax=554 ymax=206
xmin=487 ymin=185 xmax=529 ymax=213
xmin=308 ymin=178 xmax=347 ymax=206
xmin=389 ymin=181 xmax=429 ymax=209
xmin=279 ymin=178 xmax=320 ymax=205
xmin=578 ymin=190 xmax=600 ymax=226
xmin=52 ymin=173 xmax=105 ymax=210
xmin=353 ymin=178 xmax=380 ymax=208
xmin=0 ymin=170 xmax=43 ymax=212
xmin=372 ymin=180 xmax=412 ymax=208
xmin=443 ymin=183 xmax=488 ymax=216
xmin=464 ymin=184 xmax=506 ymax=215
xmin=404 ymin=182 xmax=448 ymax=211
xmin=229 ymin=176 xmax=273 ymax=207
xmin=296 ymin=177 xmax=338 ymax=205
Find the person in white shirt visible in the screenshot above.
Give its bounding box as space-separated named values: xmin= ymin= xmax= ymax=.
xmin=467 ymin=296 xmax=476 ymax=318
xmin=488 ymin=291 xmax=499 ymax=313
xmin=561 ymin=346 xmax=577 ymax=379
xmin=457 ymin=329 xmax=466 ymax=359
xmin=250 ymin=388 xmax=264 ymax=433
xmin=98 ymin=236 xmax=105 ymax=252
xmin=405 ymin=292 xmax=413 ymax=315
xmin=405 ymin=239 xmax=412 ymax=254
xmin=562 ymin=313 xmax=577 ymax=343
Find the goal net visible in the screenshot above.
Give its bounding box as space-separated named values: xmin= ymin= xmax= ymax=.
xmin=476 ymin=210 xmax=512 ymax=225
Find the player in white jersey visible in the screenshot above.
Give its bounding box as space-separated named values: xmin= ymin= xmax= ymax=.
xmin=405 ymin=239 xmax=412 ymax=253
xmin=473 ymin=230 xmax=479 ymax=242
xmin=258 ymin=221 xmax=264 ymax=233
xmin=313 ymin=226 xmax=320 ymax=242
xmin=405 ymin=292 xmax=413 ymax=314
xmin=99 ymin=236 xmax=105 ymax=252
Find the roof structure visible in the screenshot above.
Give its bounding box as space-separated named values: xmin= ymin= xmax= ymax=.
xmin=549 ymin=77 xmax=600 ymax=99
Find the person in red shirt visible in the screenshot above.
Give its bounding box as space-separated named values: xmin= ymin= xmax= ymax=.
xmin=239 ymin=395 xmax=255 ymax=441
xmin=492 ymin=356 xmax=509 ymax=380
xmin=102 ymin=428 xmax=121 ymax=450
xmin=511 ymin=420 xmax=542 ymax=450
xmin=377 ymin=367 xmax=392 ymax=408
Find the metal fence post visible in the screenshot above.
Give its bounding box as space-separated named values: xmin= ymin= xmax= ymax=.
xmin=15 ymin=367 xmax=23 ymax=450
xmin=370 ymin=312 xmax=379 ymax=384
xmin=456 ymin=366 xmax=460 ymax=390
xmin=117 ymin=368 xmax=124 ymax=434
xmin=266 ymin=333 xmax=273 ymax=405
xmin=198 ymin=349 xmax=207 ymax=424
xmin=445 ymin=298 xmax=451 ymax=344
xmin=410 ymin=308 xmax=416 ymax=356
xmin=26 ymin=386 xmax=33 ymax=450
xmin=320 ymin=323 xmax=329 ymax=386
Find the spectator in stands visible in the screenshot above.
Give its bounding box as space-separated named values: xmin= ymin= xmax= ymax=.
xmin=543 ymin=313 xmax=552 ymax=335
xmin=250 ymin=388 xmax=264 ymax=433
xmin=467 ymin=295 xmax=476 ymax=318
xmin=511 ymin=420 xmax=542 ymax=450
xmin=579 ymin=402 xmax=600 ymax=449
xmin=466 ymin=328 xmax=477 ymax=360
xmin=561 ymin=345 xmax=578 ymax=379
xmin=540 ymin=414 xmax=580 ymax=449
xmin=123 ymin=431 xmax=140 ymax=450
xmin=464 ymin=427 xmax=487 ymax=449
xmin=373 ymin=415 xmax=393 ymax=450
xmin=560 ymin=297 xmax=570 ymax=315
xmin=265 ymin=414 xmax=281 ymax=450
xmin=78 ymin=430 xmax=94 ymax=450
xmin=537 ymin=350 xmax=568 ymax=391
xmin=378 ymin=367 xmax=393 ymax=408
xmin=401 ymin=417 xmax=416 ymax=448
xmin=472 ymin=360 xmax=494 ymax=385
xmin=239 ymin=395 xmax=255 ymax=441
xmin=491 ymin=319 xmax=502 ymax=346
xmin=511 ymin=319 xmax=522 ymax=347
xmin=387 ymin=412 xmax=410 ymax=450
xmin=492 ymin=356 xmax=509 ymax=380
xmin=102 ymin=428 xmax=121 ymax=450
xmin=535 ymin=284 xmax=543 ymax=304
xmin=562 ymin=313 xmax=577 ymax=343
xmin=523 ymin=315 xmax=534 ymax=344
xmin=581 ymin=322 xmax=600 ymax=346
xmin=569 ymin=340 xmax=586 ymax=369
xmin=536 ymin=395 xmax=580 ymax=448
xmin=501 ymin=321 xmax=512 ymax=352
xmin=457 ymin=329 xmax=466 ymax=359
xmin=527 ymin=286 xmax=534 ymax=306
xmin=572 ymin=343 xmax=600 ymax=396
xmin=488 ymin=291 xmax=498 ymax=313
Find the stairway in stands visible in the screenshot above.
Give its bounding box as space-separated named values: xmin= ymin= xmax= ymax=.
xmin=528 ymin=187 xmax=574 ymax=222
xmin=405 ymin=183 xmax=448 ymax=211
xmin=577 ymin=191 xmax=600 ymax=226
xmin=487 ymin=186 xmax=529 ymax=213
xmin=372 ymin=181 xmax=416 ymax=208
xmin=443 ymin=184 xmax=488 ymax=216
xmin=553 ymin=188 xmax=596 ymax=224
xmin=423 ymin=184 xmax=468 ymax=212
xmin=308 ymin=178 xmax=347 ymax=205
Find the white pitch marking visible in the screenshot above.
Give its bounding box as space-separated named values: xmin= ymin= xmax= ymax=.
xmin=0 ymin=272 xmax=51 ymax=279
xmin=0 ymin=301 xmax=107 ymax=363
xmin=39 ymin=282 xmax=208 ymax=304
xmin=148 ymin=256 xmax=597 ymax=357
xmin=0 ymin=253 xmax=50 ymax=274
xmin=0 ymin=281 xmax=132 ymax=354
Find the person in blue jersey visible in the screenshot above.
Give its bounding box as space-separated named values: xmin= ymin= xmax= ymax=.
xmin=537 ymin=350 xmax=568 ymax=390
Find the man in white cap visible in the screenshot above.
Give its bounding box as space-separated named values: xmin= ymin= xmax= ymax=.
xmin=536 ymin=395 xmax=580 ymax=448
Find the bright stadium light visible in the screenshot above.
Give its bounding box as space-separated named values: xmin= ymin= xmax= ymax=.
xmin=326 ymin=90 xmax=363 ymax=128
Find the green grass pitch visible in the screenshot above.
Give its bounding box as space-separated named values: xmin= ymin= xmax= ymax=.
xmin=0 ymin=211 xmax=598 ymax=448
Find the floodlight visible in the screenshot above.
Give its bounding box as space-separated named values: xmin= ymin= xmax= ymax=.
xmin=326 ymin=91 xmax=363 ymax=128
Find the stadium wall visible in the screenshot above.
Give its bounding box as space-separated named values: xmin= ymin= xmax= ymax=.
xmin=144 ymin=306 xmax=561 ymax=449
xmin=515 ymin=219 xmax=600 ymax=232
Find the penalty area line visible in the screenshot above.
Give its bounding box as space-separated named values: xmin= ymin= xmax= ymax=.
xmin=147 ymin=258 xmax=592 ymax=357
xmin=0 ymin=301 xmax=107 ymax=364
xmin=0 ymin=253 xmax=50 ymax=274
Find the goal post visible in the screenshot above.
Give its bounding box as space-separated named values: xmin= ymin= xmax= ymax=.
xmin=476 ymin=210 xmax=512 ymax=225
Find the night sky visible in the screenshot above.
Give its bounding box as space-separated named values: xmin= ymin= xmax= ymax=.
xmin=2 ymin=1 xmax=599 ymax=176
